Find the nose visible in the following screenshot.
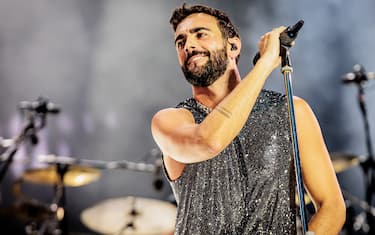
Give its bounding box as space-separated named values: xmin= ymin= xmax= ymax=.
xmin=184 ymin=36 xmax=198 ymax=53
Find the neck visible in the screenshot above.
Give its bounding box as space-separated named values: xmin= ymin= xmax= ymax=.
xmin=192 ymin=67 xmax=241 ymax=109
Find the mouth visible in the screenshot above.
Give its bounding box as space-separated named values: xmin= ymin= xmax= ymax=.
xmin=187 ymin=55 xmax=206 ymax=64
xmin=185 ymin=52 xmax=209 ymax=65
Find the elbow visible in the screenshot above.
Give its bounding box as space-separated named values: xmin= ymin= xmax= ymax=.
xmin=205 ymin=140 xmax=222 ymax=157
xmin=336 ymin=197 xmax=346 ymax=228
xmin=331 ymin=192 xmax=346 ymax=228
xmin=322 ymin=195 xmax=346 ymax=230
xmin=309 ymin=197 xmax=346 ymax=234
xmin=195 ymin=128 xmax=223 ymax=158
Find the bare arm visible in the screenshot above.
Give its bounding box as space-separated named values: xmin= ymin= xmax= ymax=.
xmin=294 ymin=97 xmax=346 ymax=234
xmin=151 ymin=27 xmax=286 ymax=164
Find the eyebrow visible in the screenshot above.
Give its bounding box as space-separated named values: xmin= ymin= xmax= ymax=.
xmin=174 ymin=27 xmax=211 ymax=45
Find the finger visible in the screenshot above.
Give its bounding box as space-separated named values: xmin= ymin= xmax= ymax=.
xmin=274 ymin=26 xmax=287 ymax=34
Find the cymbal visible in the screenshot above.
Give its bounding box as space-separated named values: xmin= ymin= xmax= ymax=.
xmin=81 ymin=197 xmax=176 ymax=235
xmin=22 ymin=165 xmax=101 ymax=187
xmin=330 ymin=152 xmax=364 ymax=173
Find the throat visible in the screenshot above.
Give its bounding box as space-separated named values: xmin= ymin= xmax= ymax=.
xmin=193 ymin=89 xmax=227 ymax=110
xmin=192 ymin=69 xmax=241 ymax=109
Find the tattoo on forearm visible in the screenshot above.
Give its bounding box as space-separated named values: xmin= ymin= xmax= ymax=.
xmin=215 ymin=106 xmax=232 ymax=118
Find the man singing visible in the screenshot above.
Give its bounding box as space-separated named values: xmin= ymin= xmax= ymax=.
xmin=151 ymin=4 xmax=345 ymax=234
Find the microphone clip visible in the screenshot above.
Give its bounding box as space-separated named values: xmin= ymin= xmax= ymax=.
xmin=18 ymin=96 xmax=61 ymax=115
xmin=342 ymin=64 xmax=374 ymax=85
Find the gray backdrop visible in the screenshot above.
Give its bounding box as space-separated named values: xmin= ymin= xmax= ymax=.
xmin=1 ymin=0 xmax=375 ymax=234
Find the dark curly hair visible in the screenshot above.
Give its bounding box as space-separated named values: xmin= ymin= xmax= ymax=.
xmin=170 ymin=3 xmax=240 ymax=40
xmin=170 ymin=3 xmax=241 ymax=63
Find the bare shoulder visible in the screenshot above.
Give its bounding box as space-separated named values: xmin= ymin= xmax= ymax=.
xmin=293 ymin=96 xmax=312 ymax=111
xmin=292 ymin=96 xmax=323 ymax=144
xmin=293 ymin=96 xmax=317 ymax=121
xmin=151 ymin=107 xmax=194 ymax=128
xmin=151 ymin=107 xmax=197 ymax=146
xmin=151 ymin=107 xmax=192 ymax=179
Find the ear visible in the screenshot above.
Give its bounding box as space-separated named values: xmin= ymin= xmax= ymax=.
xmin=227 ymin=37 xmax=241 ymax=59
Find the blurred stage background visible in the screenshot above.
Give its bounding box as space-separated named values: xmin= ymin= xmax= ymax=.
xmin=1 ymin=0 xmax=375 ymax=234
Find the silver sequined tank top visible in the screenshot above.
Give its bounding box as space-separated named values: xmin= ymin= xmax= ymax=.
xmin=165 ymin=90 xmax=296 ymax=235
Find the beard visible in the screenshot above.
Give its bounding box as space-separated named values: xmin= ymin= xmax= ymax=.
xmin=181 ymin=47 xmax=228 ymax=87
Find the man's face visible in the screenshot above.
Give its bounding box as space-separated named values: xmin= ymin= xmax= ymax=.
xmin=174 ymin=13 xmax=228 ymax=87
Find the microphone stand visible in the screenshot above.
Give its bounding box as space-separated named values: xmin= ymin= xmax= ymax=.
xmin=0 ymin=97 xmax=59 ymax=185
xmin=0 ymin=114 xmax=41 ymax=184
xmin=280 ymin=46 xmax=308 ymax=234
xmin=38 ymin=154 xmax=158 ymax=173
xmin=30 ymin=164 xmax=67 ymax=235
xmin=115 ymin=196 xmax=139 ymax=235
xmin=356 ymin=81 xmax=375 ymax=234
xmin=54 ymin=163 xmax=68 ymax=235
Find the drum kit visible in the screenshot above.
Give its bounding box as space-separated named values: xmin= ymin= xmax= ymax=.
xmin=0 ymin=97 xmax=176 ymax=235
xmin=0 ymin=151 xmax=370 ymax=235
xmin=0 ymin=155 xmax=176 ymax=235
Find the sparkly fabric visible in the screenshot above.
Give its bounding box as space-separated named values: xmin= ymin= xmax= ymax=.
xmin=164 ymin=90 xmax=296 ymax=235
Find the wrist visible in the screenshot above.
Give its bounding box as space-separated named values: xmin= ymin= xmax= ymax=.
xmin=257 ymin=53 xmax=280 ymax=70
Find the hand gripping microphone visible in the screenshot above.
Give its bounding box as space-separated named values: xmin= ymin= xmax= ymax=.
xmin=253 ymin=20 xmax=304 ymax=65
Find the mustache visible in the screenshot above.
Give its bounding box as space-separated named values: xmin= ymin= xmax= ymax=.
xmin=185 ymin=50 xmax=210 ymax=65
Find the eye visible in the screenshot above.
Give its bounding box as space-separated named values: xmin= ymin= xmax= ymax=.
xmin=176 ymin=40 xmax=185 ymax=49
xmin=196 ymin=32 xmax=207 ymax=39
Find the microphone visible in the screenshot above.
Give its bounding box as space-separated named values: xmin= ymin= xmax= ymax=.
xmin=253 ymin=20 xmax=304 ymax=65
xmin=279 ymin=20 xmax=304 ymax=47
xmin=18 ymin=97 xmax=61 ymax=114
xmin=342 ymin=64 xmax=375 ymax=84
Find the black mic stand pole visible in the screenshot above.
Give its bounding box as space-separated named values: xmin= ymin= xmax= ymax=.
xmin=55 ymin=163 xmax=69 ymax=235
xmin=356 ymin=81 xmax=375 ymax=234
xmin=0 ymin=115 xmax=38 ymax=184
xmin=280 ymin=46 xmax=308 ymax=234
xmin=0 ymin=97 xmax=58 ymax=184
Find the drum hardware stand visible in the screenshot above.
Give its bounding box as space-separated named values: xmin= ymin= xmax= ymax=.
xmin=49 ymin=163 xmax=69 ymax=235
xmin=114 ymin=196 xmax=139 ymax=235
xmin=0 ymin=97 xmax=61 ymax=234
xmin=358 ymin=78 xmax=375 ymax=235
xmin=36 ymin=155 xmax=161 ymax=234
xmin=23 ymin=161 xmax=68 ymax=235
xmin=39 ymin=154 xmax=158 ymax=173
xmin=0 ymin=117 xmax=37 ymax=183
xmin=0 ymin=96 xmax=59 ymax=184
xmin=25 ymin=210 xmax=62 ymax=235
xmin=343 ymin=65 xmax=375 ymax=234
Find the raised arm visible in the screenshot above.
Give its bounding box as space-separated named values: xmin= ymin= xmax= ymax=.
xmin=151 ymin=27 xmax=286 ymax=164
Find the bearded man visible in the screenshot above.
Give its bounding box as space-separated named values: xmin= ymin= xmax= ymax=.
xmin=151 ymin=4 xmax=345 ymax=235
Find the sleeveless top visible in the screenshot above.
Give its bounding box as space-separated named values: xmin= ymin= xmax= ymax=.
xmin=164 ymin=90 xmax=296 ymax=235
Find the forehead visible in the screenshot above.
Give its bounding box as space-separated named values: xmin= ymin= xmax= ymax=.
xmin=175 ymin=13 xmax=221 ymax=35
